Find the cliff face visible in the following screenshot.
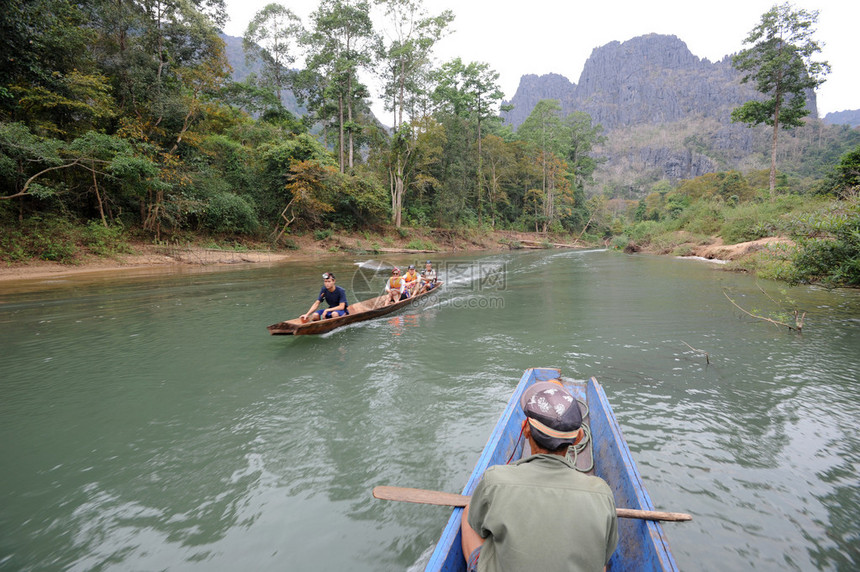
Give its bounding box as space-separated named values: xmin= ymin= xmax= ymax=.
xmin=575 ymin=35 xmax=721 ymax=128
xmin=500 ymin=34 xmax=829 ymax=184
xmin=502 ymin=34 xmax=815 ymax=131
xmin=824 ymin=110 xmax=860 ymax=128
xmin=220 ymin=33 xmax=303 ymax=115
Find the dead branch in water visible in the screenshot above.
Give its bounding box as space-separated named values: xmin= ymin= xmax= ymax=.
xmin=576 ymin=211 xmax=595 ymax=244
xmin=723 ymin=291 xmax=804 ymax=332
xmin=793 ymin=309 xmax=806 ymax=330
xmin=681 ymin=341 xmax=710 ymax=364
xmin=757 ymin=284 xmax=782 ymax=307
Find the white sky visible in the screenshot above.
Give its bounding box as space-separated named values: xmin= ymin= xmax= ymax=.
xmin=222 ymin=0 xmax=859 ymax=119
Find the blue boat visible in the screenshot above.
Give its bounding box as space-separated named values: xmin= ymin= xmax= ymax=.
xmin=424 ymin=367 xmax=679 ymax=572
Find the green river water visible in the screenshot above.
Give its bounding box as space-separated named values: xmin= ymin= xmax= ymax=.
xmin=1 ymin=249 xmax=858 ymax=571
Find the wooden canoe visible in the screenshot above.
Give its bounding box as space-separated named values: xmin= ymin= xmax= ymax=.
xmin=267 ymin=282 xmax=443 ymax=335
xmin=424 ymin=367 xmax=679 ymax=572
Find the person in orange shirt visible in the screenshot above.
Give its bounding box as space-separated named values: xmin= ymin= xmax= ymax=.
xmin=385 ymin=267 xmax=408 ymax=304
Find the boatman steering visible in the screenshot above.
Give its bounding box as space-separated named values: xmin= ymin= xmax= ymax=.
xmin=420 ymin=260 xmax=438 ymax=293
xmin=460 ymin=380 xmax=619 ymax=571
xmin=300 ymin=272 xmax=349 ymax=322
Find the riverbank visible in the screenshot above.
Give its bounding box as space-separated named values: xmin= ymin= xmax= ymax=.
xmin=662 ymin=236 xmax=792 ymax=262
xmin=0 ymin=229 xmax=584 ymax=283
xmin=0 ymin=225 xmax=795 ymax=285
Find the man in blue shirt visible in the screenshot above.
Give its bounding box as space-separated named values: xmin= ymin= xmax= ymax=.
xmin=300 ymin=272 xmax=349 ymax=322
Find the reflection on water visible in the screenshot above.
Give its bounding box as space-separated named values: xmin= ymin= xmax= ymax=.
xmin=1 ymin=250 xmax=858 ymax=570
xmin=385 ymin=314 xmax=421 ymax=336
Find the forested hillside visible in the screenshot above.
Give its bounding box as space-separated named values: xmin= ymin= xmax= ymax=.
xmin=1 ymin=1 xmax=857 ymax=286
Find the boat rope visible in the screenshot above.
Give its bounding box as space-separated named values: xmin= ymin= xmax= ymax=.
xmin=566 ymin=398 xmax=594 ymax=473
xmin=506 ymin=397 xmax=594 ymax=473
xmin=506 ymin=423 xmax=526 ymax=464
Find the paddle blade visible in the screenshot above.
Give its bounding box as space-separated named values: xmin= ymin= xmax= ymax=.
xmin=372 ymin=486 xmax=469 ymax=507
xmin=616 ymin=508 xmax=692 ymax=522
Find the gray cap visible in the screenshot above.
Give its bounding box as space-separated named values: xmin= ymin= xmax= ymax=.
xmin=520 ymin=381 xmax=582 ymax=450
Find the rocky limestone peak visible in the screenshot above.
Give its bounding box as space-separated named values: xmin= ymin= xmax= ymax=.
xmin=500 ymin=33 xmax=826 ymax=185
xmin=502 ymin=33 xmax=773 ymax=132
xmin=501 ymin=73 xmax=576 ymax=127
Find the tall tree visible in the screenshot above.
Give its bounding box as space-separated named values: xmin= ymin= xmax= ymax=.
xmin=563 ymin=111 xmax=603 ymax=190
xmin=243 ymin=3 xmax=303 ymax=104
xmin=375 ymin=0 xmax=453 ymax=226
xmin=466 ymin=62 xmax=503 ymax=225
xmin=375 ymin=0 xmax=452 ymax=130
xmin=481 ymin=134 xmax=514 ymax=228
xmin=562 ymin=111 xmax=603 ymax=229
xmin=432 ymin=58 xmax=503 ymax=224
xmin=304 ymin=0 xmax=377 ymax=172
xmin=517 ymin=99 xmax=566 ymax=231
xmin=731 ymin=2 xmax=829 ymax=194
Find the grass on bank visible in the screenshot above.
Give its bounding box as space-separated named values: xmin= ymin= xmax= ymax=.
xmin=0 ymin=217 xmax=135 ymax=264
xmin=614 ymin=189 xmax=860 ymax=287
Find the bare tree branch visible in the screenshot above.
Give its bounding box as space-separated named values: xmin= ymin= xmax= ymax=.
xmin=723 ymin=290 xmax=802 ymax=331
xmin=0 ymin=159 xmax=83 ymax=200
xmin=681 ymin=341 xmax=710 ymax=364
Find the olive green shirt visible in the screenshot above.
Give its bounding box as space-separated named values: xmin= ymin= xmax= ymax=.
xmin=467 ymin=453 xmax=618 ymax=572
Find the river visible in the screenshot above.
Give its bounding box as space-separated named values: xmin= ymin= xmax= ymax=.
xmin=1 ymin=249 xmax=858 ymax=571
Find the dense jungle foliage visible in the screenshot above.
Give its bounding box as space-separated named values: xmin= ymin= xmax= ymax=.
xmin=1 ymin=0 xmax=858 ymax=286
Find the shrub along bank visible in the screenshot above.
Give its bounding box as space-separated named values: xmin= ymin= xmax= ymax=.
xmin=609 ymin=162 xmax=860 ymax=288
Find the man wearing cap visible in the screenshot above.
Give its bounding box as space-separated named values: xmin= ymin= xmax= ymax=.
xmin=420 ymin=260 xmax=437 ymax=293
xmin=300 ymin=272 xmax=349 ymax=322
xmin=461 ymin=381 xmax=618 ymax=572
xmin=403 ymin=264 xmax=421 ymax=296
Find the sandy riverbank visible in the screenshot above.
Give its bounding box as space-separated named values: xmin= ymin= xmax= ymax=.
xmin=0 ymin=229 xmax=553 ymax=285
xmin=0 ymin=246 xmax=301 ymax=283
xmin=627 ymin=234 xmax=793 ymax=262
xmin=687 ymin=236 xmax=793 ymax=260
xmin=0 ymin=230 xmax=792 ymax=287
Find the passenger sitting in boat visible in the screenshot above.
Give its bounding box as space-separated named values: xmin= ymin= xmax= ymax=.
xmin=460 ymin=381 xmax=618 ymax=572
xmin=403 ymin=264 xmax=421 ymax=295
xmin=300 ymin=272 xmax=349 ymax=322
xmin=420 ymin=260 xmax=437 ymax=292
xmin=385 ymin=268 xmax=408 ymax=304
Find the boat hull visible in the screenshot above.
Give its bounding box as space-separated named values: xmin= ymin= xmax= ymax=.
xmin=424 ymin=367 xmax=678 ymax=571
xmin=267 ymin=282 xmax=442 ymax=335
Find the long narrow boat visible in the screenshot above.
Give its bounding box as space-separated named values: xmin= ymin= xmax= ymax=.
xmin=424 ymin=367 xmax=678 ymax=572
xmin=267 ymin=282 xmax=443 ymax=335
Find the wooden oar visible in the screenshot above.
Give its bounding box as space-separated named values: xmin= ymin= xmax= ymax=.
xmin=372 ymin=486 xmax=692 ymax=522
